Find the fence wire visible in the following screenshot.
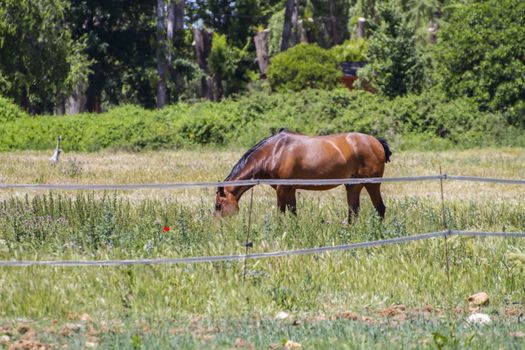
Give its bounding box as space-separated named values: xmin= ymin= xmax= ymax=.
xmin=0 ymin=175 xmax=444 ymax=190
xmin=0 ymin=174 xmax=523 ymax=268
xmin=1 ymin=230 xmax=524 ymax=267
xmin=0 ymin=174 xmax=523 ymax=191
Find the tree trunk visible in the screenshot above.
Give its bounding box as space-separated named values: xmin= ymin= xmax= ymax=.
xmin=65 ymin=82 xmax=87 ymax=114
xmin=281 ymin=0 xmax=299 ymax=51
xmin=214 ymin=74 xmax=224 ymax=100
xmin=328 ymin=0 xmax=341 ymax=45
xmin=167 ymin=1 xmax=175 ymax=65
xmin=156 ymin=0 xmax=168 ymax=108
xmin=174 ymin=0 xmax=184 ymax=31
xmin=254 ymin=29 xmax=270 ymax=79
xmin=169 ymin=0 xmax=185 ymax=101
xmin=192 ymin=28 xmax=214 ymax=100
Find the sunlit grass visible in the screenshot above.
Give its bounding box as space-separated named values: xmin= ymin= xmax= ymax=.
xmin=0 ymin=148 xmax=524 ymax=348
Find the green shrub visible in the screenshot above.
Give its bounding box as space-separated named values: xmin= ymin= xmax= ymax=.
xmin=267 ymin=44 xmax=342 ymax=91
xmin=208 ymin=33 xmax=251 ymax=98
xmin=0 ymin=95 xmax=28 ymax=122
xmin=267 ymin=9 xmax=284 ymax=57
xmin=434 ymin=0 xmax=525 ymax=126
xmin=0 ymin=89 xmax=523 ymax=152
xmin=357 ymin=1 xmax=427 ymax=97
xmin=330 ymin=39 xmax=368 ymax=63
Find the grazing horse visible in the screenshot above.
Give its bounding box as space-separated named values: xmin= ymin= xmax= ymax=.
xmin=215 ymin=129 xmax=391 ymax=221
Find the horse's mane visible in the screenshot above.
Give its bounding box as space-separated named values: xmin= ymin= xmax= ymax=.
xmin=224 ymin=129 xmax=288 ymax=181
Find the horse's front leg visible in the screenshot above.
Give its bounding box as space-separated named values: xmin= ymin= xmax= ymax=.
xmin=276 ymin=186 xmax=297 ymax=215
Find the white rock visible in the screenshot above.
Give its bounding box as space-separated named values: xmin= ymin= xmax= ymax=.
xmin=0 ymin=335 xmax=10 ymax=343
xmin=467 ymin=313 xmax=491 ymax=325
xmin=468 ymin=292 xmax=489 ymax=306
xmin=275 ymin=311 xmax=290 ymax=320
xmin=284 ymin=340 xmax=302 ymax=349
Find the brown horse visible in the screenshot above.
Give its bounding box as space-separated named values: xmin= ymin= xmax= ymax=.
xmin=215 ymin=129 xmax=391 ymax=221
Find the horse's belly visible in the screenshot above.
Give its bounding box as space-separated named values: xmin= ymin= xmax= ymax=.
xmin=295 ymin=184 xmax=341 ymax=191
xmin=273 ymin=138 xmax=359 ymax=180
xmin=294 ymin=160 xmax=352 ymax=179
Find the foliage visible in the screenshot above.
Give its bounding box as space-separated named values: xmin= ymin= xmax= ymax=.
xmin=208 ymin=33 xmax=252 ymax=98
xmin=268 ymin=9 xmax=285 ymax=57
xmin=68 ymin=0 xmax=160 ymax=110
xmin=190 ymin=0 xmax=281 ymax=48
xmin=307 ymin=0 xmax=350 ymax=48
xmin=433 ymin=0 xmax=525 ymax=126
xmin=267 ymin=44 xmax=342 ymax=91
xmin=0 ymin=0 xmax=90 ymax=114
xmin=402 ymin=0 xmax=445 ymax=43
xmin=0 ymin=95 xmax=28 ymax=122
xmin=330 ymin=38 xmax=368 ymax=63
xmin=1 ymin=89 xmax=523 ymax=152
xmin=358 ymin=1 xmax=427 ymax=97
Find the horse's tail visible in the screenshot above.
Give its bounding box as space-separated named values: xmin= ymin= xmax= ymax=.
xmin=376 ymin=137 xmax=392 ymax=163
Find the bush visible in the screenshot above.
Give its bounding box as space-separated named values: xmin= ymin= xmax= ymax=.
xmin=330 ymin=39 xmax=368 ymax=63
xmin=434 ymin=0 xmax=525 ymax=126
xmin=267 ymin=44 xmax=342 ymax=91
xmin=208 ymin=33 xmax=251 ymax=98
xmin=0 ymin=89 xmax=523 ymax=152
xmin=0 ymin=95 xmax=28 ymax=122
xmin=357 ymin=1 xmax=427 ymax=97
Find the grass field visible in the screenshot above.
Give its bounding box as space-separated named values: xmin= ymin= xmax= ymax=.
xmin=0 ymin=148 xmax=524 ymax=349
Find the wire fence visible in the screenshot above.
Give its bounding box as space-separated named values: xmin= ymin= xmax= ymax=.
xmin=0 ymin=174 xmax=524 ymax=268
xmin=1 ymin=174 xmax=524 ymax=191
xmin=1 ymin=230 xmax=524 ymax=267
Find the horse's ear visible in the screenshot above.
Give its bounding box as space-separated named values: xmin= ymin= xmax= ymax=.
xmin=217 ymin=186 xmax=225 ymax=197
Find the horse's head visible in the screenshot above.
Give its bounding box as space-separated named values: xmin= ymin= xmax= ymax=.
xmin=214 ymin=186 xmax=239 ymax=217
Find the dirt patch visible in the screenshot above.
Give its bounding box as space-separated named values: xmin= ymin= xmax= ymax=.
xmin=7 ymin=339 xmax=52 ymax=350
xmin=377 ymin=304 xmax=406 ymax=318
xmin=335 ymin=311 xmax=374 ymax=323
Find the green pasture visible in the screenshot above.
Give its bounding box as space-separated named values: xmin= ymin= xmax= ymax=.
xmin=0 ymin=149 xmax=524 ymax=349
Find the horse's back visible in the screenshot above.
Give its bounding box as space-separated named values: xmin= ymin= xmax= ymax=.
xmin=271 ymin=132 xmax=386 ymax=180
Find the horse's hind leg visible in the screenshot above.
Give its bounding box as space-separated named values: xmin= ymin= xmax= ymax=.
xmin=276 ymin=186 xmax=297 ymax=215
xmin=345 ymin=184 xmax=363 ymax=222
xmin=365 ymin=183 xmax=386 ymax=219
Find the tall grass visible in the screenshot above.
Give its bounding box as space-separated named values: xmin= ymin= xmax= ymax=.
xmin=0 ymin=149 xmax=524 ymax=348
xmin=1 ymin=192 xmax=524 ymax=319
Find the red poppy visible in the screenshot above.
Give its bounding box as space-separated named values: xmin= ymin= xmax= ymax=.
xmin=162 ymin=226 xmax=171 ymax=232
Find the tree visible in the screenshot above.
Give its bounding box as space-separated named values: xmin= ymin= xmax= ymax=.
xmin=267 ymin=43 xmax=341 ymax=91
xmin=192 ymin=28 xmax=215 ymax=100
xmin=434 ymin=0 xmax=525 ymax=126
xmin=167 ymin=0 xmax=186 ymax=101
xmin=68 ymin=0 xmax=158 ymax=111
xmin=281 ymin=0 xmax=299 ymax=51
xmin=0 ymin=0 xmax=90 ymax=114
xmin=309 ymin=0 xmax=350 ymax=47
xmin=191 ymin=0 xmax=277 ymax=48
xmin=358 ymin=1 xmax=427 ymax=97
xmin=156 ymin=0 xmax=168 ymax=108
xmin=208 ymin=33 xmax=251 ymax=99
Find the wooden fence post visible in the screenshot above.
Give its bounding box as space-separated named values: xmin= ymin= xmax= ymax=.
xmin=254 ymin=29 xmax=270 ymax=79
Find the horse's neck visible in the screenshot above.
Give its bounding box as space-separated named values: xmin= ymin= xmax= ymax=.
xmin=227 ymin=159 xmax=265 ymax=199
